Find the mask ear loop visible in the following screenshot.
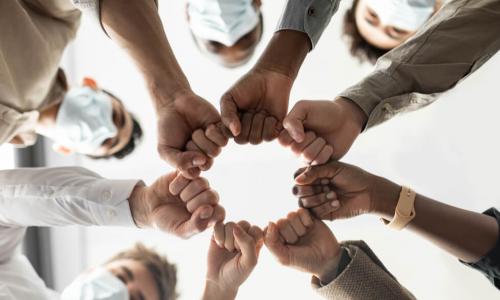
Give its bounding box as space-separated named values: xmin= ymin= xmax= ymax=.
xmin=82 ymin=77 xmax=99 ymax=90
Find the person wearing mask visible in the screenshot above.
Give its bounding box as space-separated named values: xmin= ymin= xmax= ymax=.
xmin=342 ymin=0 xmax=444 ymax=64
xmin=2 ymin=0 xmax=230 ymax=179
xmin=201 ymin=210 xmax=415 ymax=299
xmin=0 ymin=168 xmax=225 ymax=299
xmin=186 ymin=0 xmax=264 ymax=68
xmin=292 ymin=161 xmax=500 ymax=290
xmin=220 ymin=0 xmax=500 ymax=163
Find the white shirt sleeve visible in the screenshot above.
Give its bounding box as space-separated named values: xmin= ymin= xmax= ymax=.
xmin=0 ymin=166 xmax=141 ymax=260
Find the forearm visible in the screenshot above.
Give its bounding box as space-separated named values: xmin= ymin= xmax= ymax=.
xmin=255 ymin=30 xmax=310 ymax=80
xmin=202 ymin=281 xmax=237 ymax=300
xmin=100 ymin=0 xmax=190 ymax=109
xmin=374 ymin=179 xmax=499 ymax=263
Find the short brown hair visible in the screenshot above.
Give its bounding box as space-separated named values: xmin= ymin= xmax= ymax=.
xmin=107 ymin=243 xmax=178 ymax=300
xmin=342 ymin=0 xmax=389 ymax=64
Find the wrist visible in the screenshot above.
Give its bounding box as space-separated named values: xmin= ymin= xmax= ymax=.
xmin=336 ymin=97 xmax=368 ymax=131
xmin=371 ymin=177 xmax=401 ymax=220
xmin=202 ymin=281 xmax=238 ymax=300
xmin=128 ymin=182 xmax=151 ymax=228
xmin=147 ymin=78 xmax=192 ymax=111
xmin=255 ymin=30 xmax=310 ymax=80
xmin=314 ymin=247 xmax=342 ymax=283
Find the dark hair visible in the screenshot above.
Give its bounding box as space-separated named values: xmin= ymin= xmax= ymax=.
xmin=87 ymin=90 xmax=143 ymax=160
xmin=107 ymin=243 xmax=178 ymax=300
xmin=342 ymin=0 xmax=389 ymax=64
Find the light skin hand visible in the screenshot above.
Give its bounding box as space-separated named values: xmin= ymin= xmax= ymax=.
xmin=279 ymin=130 xmax=334 ymax=165
xmin=264 ymin=209 xmax=342 ymax=282
xmin=280 ymin=98 xmax=368 ymax=160
xmin=220 ymin=30 xmax=311 ymax=144
xmin=203 ymin=221 xmax=264 ymax=300
xmin=128 ymin=172 xmax=225 ymax=239
xmin=100 ymin=0 xmax=226 ymax=178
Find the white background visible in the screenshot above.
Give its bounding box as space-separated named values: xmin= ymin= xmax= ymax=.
xmin=47 ymin=0 xmax=500 ymax=299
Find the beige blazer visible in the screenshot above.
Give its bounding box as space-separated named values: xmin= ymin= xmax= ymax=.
xmin=312 ymin=241 xmax=416 ymax=300
xmin=0 ymin=0 xmax=81 ymax=146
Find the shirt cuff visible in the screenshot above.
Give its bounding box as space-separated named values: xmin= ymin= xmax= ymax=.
xmin=276 ymin=0 xmax=339 ymax=49
xmin=87 ymin=179 xmax=143 ymax=227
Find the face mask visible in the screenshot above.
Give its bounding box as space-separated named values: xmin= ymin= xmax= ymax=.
xmin=366 ymin=0 xmax=436 ymax=31
xmin=51 ymin=86 xmax=117 ymax=154
xmin=61 ymin=268 xmax=129 ymax=300
xmin=188 ymin=0 xmax=260 ymax=47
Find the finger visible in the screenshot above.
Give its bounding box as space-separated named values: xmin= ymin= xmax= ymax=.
xmin=283 ymin=103 xmax=307 ymax=143
xmin=287 ymin=211 xmax=307 ymax=237
xmin=264 ymin=222 xmax=289 ymax=265
xmin=278 ymin=129 xmax=294 ymax=147
xmin=292 ymin=185 xmax=328 ymax=197
xmin=312 ymin=145 xmax=334 ymax=166
xmin=186 ymin=141 xmax=213 ymax=171
xmin=169 ymin=173 xmax=191 ymax=195
xmin=186 ymin=189 xmax=219 ymax=213
xmin=207 ymin=205 xmax=226 ymax=228
xmin=262 ymin=117 xmax=279 ymax=142
xmin=277 ymin=219 xmax=298 ymax=244
xmin=301 ymin=191 xmax=337 ymax=208
xmin=159 ymin=147 xmax=206 ymax=179
xmin=290 ymin=131 xmax=317 ymax=156
xmin=234 ymin=113 xmax=253 ymax=144
xmin=301 ymin=138 xmax=326 ymax=163
xmin=295 ymin=161 xmax=344 ymax=185
xmin=298 ymin=208 xmax=314 ymax=227
xmin=248 ymin=113 xmax=265 ymax=145
xmin=192 ymin=129 xmax=221 ymax=158
xmin=233 ymin=225 xmax=258 ymax=268
xmin=178 ymin=205 xmax=215 ymax=238
xmin=224 ymin=222 xmax=236 ymax=252
xmin=206 ymin=124 xmax=229 ymax=147
xmin=237 ymin=220 xmax=251 ymax=232
xmin=214 ymin=222 xmax=225 ymax=247
xmin=248 ymin=225 xmax=264 ymax=249
xmin=220 ymin=93 xmax=241 ymax=136
xmin=180 ymin=177 xmax=210 ymax=202
xmin=310 ymin=200 xmax=341 ymax=220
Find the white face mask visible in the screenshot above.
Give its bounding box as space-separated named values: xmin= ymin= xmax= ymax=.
xmin=61 ymin=268 xmax=129 ymax=300
xmin=188 ymin=0 xmax=260 ymax=47
xmin=366 ymin=0 xmax=436 ymax=31
xmin=50 ymin=87 xmax=117 ymax=155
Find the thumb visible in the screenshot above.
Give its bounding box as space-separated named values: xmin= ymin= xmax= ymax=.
xmin=233 ymin=225 xmax=258 ymax=269
xmin=220 ymin=93 xmax=241 ymax=137
xmin=295 ymin=161 xmax=344 ymax=185
xmin=179 ymin=205 xmax=214 ymax=238
xmin=283 ymin=102 xmax=307 ymax=143
xmin=159 ymin=147 xmax=207 ymax=178
xmin=264 ymin=222 xmax=289 ymax=266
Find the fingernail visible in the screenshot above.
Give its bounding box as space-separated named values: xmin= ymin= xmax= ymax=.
xmin=201 ymin=208 xmax=212 ymax=219
xmin=331 ymin=200 xmax=340 ymax=209
xmin=326 ymin=191 xmax=335 ymax=200
xmin=193 ymin=157 xmax=206 ymax=166
xmin=292 ymin=186 xmax=299 ymax=195
xmin=295 ymin=174 xmax=307 ymax=182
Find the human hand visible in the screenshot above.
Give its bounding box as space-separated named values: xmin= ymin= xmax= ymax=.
xmin=203 ymin=221 xmax=264 ymax=300
xmin=264 ymin=209 xmax=342 ymax=282
xmin=293 ymin=160 xmax=400 ymax=221
xmin=157 ymin=91 xmax=228 ymax=179
xmin=278 ymin=130 xmax=334 ymax=166
xmin=220 ymin=68 xmax=292 ymax=145
xmin=129 ymin=172 xmax=225 ymax=239
xmin=279 ymin=98 xmax=367 ymax=160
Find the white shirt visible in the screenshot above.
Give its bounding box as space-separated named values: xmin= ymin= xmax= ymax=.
xmin=0 ymin=167 xmax=139 ymax=299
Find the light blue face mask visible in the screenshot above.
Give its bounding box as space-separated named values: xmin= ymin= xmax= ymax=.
xmin=61 ymin=268 xmax=129 ymax=300
xmin=188 ymin=0 xmax=260 ymax=47
xmin=53 ymin=87 xmax=117 ymax=155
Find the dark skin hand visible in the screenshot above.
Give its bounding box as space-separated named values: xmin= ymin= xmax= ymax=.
xmin=293 ymin=160 xmax=499 ymax=263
